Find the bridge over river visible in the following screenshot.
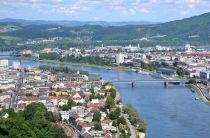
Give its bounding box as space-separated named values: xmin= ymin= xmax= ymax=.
xmin=107 ymin=79 xmax=189 ymax=87
xmin=72 ymin=79 xmax=189 ymax=87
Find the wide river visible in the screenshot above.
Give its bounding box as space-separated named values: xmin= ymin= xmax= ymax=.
xmin=1 ymin=53 xmax=210 ymax=138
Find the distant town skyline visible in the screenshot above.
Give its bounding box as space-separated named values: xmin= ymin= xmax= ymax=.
xmin=0 ymin=0 xmax=210 ymax=22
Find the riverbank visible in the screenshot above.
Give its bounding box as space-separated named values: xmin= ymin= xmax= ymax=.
xmin=189 ymin=84 xmax=210 ymax=104
xmin=114 ymin=86 xmax=146 ymax=138
xmin=16 ymin=56 xmax=154 ymax=74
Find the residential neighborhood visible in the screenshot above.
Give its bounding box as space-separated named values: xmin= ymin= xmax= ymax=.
xmin=0 ymin=61 xmax=145 ymax=137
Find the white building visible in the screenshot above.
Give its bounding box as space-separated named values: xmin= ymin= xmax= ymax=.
xmin=155 ymin=45 xmax=171 ymax=51
xmin=59 ymin=111 xmax=70 ymax=121
xmin=185 ymin=44 xmax=192 ymax=53
xmin=116 ymin=53 xmax=125 ymax=64
xmin=124 ymin=44 xmax=139 ymax=52
xmin=0 ymin=59 xmax=9 ymax=67
xmin=13 ymin=61 xmax=21 ymax=69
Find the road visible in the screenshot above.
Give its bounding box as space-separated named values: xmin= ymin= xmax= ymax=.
xmin=125 ymin=117 xmax=136 ymax=138
xmin=9 ymin=70 xmax=24 ymax=109
xmin=57 ymin=122 xmax=79 ymax=138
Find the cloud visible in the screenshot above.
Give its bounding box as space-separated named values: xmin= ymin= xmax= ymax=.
xmin=149 ymin=0 xmax=157 ymax=3
xmin=31 ymin=3 xmax=42 ymax=10
xmin=111 ymin=6 xmax=128 ymax=15
xmin=0 ymin=0 xmax=210 ymax=21
xmin=51 ymin=1 xmax=92 ymax=15
xmin=140 ymin=7 xmax=150 ymax=13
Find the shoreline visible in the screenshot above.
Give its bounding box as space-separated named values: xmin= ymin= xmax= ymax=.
xmin=189 ymin=84 xmax=210 ymax=104
xmin=16 ymin=56 xmax=154 ymax=74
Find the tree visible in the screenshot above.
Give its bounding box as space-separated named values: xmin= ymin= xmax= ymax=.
xmin=61 ymin=97 xmax=74 ymax=111
xmin=0 ymin=103 xmax=67 ymax=138
xmin=112 ymin=120 xmax=117 ymax=127
xmin=92 ymin=112 xmax=101 ymax=122
xmin=105 ymin=96 xmax=115 ymax=109
xmin=124 ymin=104 xmax=146 ymax=133
xmin=176 ymin=68 xmax=184 ymax=77
xmin=24 ymin=102 xmax=48 ymax=120
xmin=117 ymin=116 xmax=126 ymax=125
xmin=67 ymin=97 xmax=74 ymax=108
xmin=93 ymin=123 xmax=102 ymax=131
xmin=188 ymin=78 xmax=197 ymax=84
xmin=109 ymin=107 xmax=121 ymax=120
xmin=110 ymin=88 xmax=117 ymax=99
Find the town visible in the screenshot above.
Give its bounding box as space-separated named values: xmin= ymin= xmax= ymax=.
xmin=0 ymin=60 xmax=146 ymax=138
xmin=1 ymin=43 xmax=210 ymax=137
xmin=13 ymin=43 xmax=210 ymax=101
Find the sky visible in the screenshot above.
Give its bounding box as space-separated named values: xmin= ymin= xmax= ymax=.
xmin=0 ymin=0 xmax=210 ymax=22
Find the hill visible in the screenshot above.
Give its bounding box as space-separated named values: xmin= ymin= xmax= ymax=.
xmin=0 ymin=18 xmax=156 ymax=26
xmin=0 ymin=12 xmax=209 ymax=49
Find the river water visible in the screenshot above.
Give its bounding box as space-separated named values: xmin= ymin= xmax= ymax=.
xmin=1 ymin=53 xmax=210 ymax=138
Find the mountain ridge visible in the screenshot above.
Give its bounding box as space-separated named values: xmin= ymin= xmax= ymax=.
xmin=0 ymin=12 xmax=209 ymax=48
xmin=0 ymin=18 xmax=157 ymax=26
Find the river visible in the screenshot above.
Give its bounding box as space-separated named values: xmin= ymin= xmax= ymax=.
xmin=1 ymin=53 xmax=210 ymax=138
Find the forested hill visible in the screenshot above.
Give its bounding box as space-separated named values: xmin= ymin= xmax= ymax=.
xmin=0 ymin=12 xmax=210 ymax=46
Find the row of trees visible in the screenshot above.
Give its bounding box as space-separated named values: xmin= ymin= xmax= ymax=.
xmin=0 ymin=103 xmax=66 ymax=138
xmin=124 ymin=104 xmax=147 ymax=133
xmin=39 ymin=65 xmax=88 ymax=75
xmin=39 ymin=53 xmax=112 ymax=67
xmin=61 ymin=55 xmax=112 ymax=66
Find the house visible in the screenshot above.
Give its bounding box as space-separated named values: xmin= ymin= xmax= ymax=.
xmin=91 ymin=99 xmax=99 ymax=104
xmin=0 ymin=93 xmax=11 ymax=101
xmin=101 ymin=119 xmax=113 ymax=130
xmin=0 ymin=98 xmax=10 ymax=109
xmin=77 ymin=122 xmax=94 ymax=131
xmin=73 ymin=93 xmax=84 ymax=104
xmin=82 ymin=132 xmax=93 ymax=138
xmin=70 ymin=106 xmax=85 ymax=117
xmin=103 ymin=131 xmax=113 ymax=138
xmin=45 ymin=101 xmax=56 ymax=112
xmin=59 ymin=111 xmax=70 ymax=121
xmin=1 ymin=112 xmax=9 ymax=118
xmin=58 ymin=99 xmax=68 ymax=107
xmin=105 ymin=85 xmax=112 ymax=90
xmin=93 ymin=86 xmax=101 ymax=92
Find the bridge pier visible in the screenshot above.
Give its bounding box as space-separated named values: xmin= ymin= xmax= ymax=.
xmin=132 ymin=82 xmax=134 ymax=87
xmin=164 ymin=82 xmax=167 ymax=87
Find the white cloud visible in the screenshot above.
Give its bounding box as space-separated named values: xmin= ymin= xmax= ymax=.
xmin=130 ymin=7 xmax=137 ymax=15
xmin=51 ymin=1 xmax=92 ymax=15
xmin=149 ymin=0 xmax=157 ymax=3
xmin=31 ymin=3 xmax=42 ymax=10
xmin=140 ymin=7 xmax=150 ymax=13
xmin=111 ymin=6 xmax=128 ymax=15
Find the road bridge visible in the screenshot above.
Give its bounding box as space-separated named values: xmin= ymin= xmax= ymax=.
xmin=109 ymin=79 xmax=188 ymax=83
xmin=71 ymin=79 xmax=188 ymax=87
xmin=108 ymin=79 xmax=188 ymax=87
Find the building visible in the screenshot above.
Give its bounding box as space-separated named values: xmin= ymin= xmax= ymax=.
xmin=116 ymin=53 xmax=125 ymax=64
xmin=124 ymin=44 xmax=139 ymax=52
xmin=155 ymin=45 xmax=171 ymax=51
xmin=13 ymin=61 xmax=21 ymax=69
xmin=200 ymin=70 xmax=210 ymax=80
xmin=157 ymin=68 xmax=176 ymax=76
xmin=185 ymin=44 xmax=192 ymax=53
xmin=0 ymin=59 xmax=9 ymax=67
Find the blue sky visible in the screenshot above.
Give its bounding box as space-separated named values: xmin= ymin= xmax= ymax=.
xmin=0 ymin=0 xmax=210 ymax=22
